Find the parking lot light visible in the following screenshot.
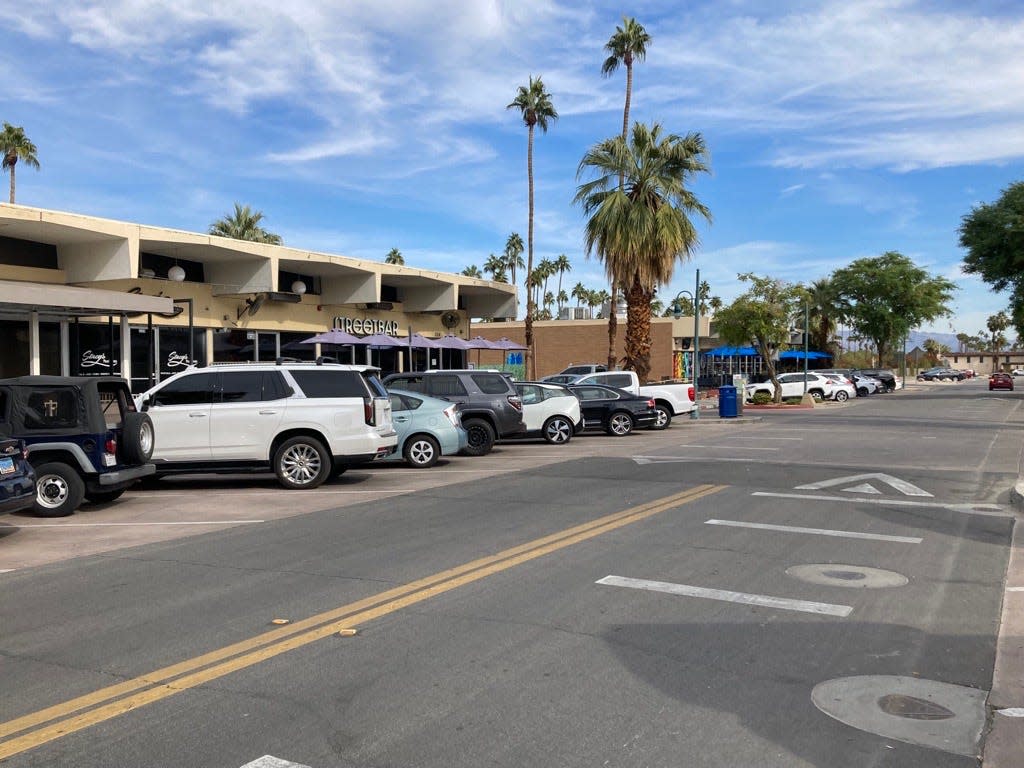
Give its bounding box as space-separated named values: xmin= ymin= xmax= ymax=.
xmin=671 ymin=268 xmax=701 ymax=420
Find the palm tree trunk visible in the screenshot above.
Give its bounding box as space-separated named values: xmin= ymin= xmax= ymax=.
xmin=525 ymin=125 xmax=536 ymax=380
xmin=624 ymin=276 xmax=653 ymax=382
xmin=7 ymin=161 xmax=15 ymax=204
xmin=608 ymin=61 xmax=634 ymax=372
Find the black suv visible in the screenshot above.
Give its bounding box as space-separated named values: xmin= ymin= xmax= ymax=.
xmin=855 ymin=368 xmax=897 ymax=392
xmin=0 ymin=376 xmax=155 ymax=516
xmin=382 ymin=370 xmax=525 ymax=456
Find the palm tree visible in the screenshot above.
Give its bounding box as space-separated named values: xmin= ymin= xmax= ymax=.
xmin=988 ymin=311 xmax=1010 ymax=370
xmin=601 ymin=17 xmax=651 ymax=369
xmin=508 ymin=76 xmax=558 ymax=379
xmin=553 ymin=253 xmax=572 ymax=300
xmin=571 ymin=282 xmax=587 ymax=309
xmin=504 ymin=233 xmax=525 ymax=285
xmin=209 ymin=203 xmax=283 ymax=244
xmin=1 ymin=123 xmax=40 ymax=204
xmin=557 ymin=289 xmax=569 ymax=313
xmin=483 ymin=253 xmax=509 ymax=282
xmin=461 ymin=265 xmax=483 ymax=278
xmin=385 ymin=247 xmax=404 ymax=265
xmin=805 ymin=277 xmax=840 ymax=356
xmin=536 ymin=258 xmax=555 ymax=305
xmin=575 ymin=122 xmax=712 ymax=380
xmin=593 ymin=289 xmax=610 ymax=319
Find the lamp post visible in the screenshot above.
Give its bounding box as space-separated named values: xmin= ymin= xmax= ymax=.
xmin=803 ymin=298 xmax=809 ymax=396
xmin=671 ymin=268 xmax=701 ymax=420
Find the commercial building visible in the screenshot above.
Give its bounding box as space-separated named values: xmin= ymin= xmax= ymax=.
xmin=0 ymin=204 xmax=516 ymax=391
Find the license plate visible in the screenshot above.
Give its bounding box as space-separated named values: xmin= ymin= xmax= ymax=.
xmin=102 ymin=454 xmax=117 ymax=467
xmin=0 ymin=457 xmax=13 ymax=475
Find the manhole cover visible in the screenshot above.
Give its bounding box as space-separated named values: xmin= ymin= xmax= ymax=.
xmin=786 ymin=564 xmax=908 ymax=589
xmin=878 ymin=694 xmax=956 ymax=720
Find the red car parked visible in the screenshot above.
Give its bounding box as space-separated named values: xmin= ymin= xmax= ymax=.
xmin=989 ymin=372 xmax=1014 ymax=391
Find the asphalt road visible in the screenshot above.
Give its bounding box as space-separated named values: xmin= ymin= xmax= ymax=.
xmin=0 ymin=378 xmax=1020 ymax=767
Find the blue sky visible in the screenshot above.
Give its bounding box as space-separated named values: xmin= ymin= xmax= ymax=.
xmin=4 ymin=0 xmax=1024 ymax=338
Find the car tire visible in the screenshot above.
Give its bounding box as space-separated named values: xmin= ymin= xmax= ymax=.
xmin=33 ymin=461 xmax=85 ymax=517
xmin=461 ymin=418 xmax=495 ymax=456
xmin=273 ymin=436 xmax=331 ymax=490
xmin=122 ymin=412 xmax=155 ymax=464
xmin=606 ymin=411 xmax=635 ymax=436
xmin=404 ymin=434 xmax=441 ymax=468
xmin=809 ymin=389 xmax=824 ymax=402
xmin=542 ymin=416 xmax=573 ymax=445
xmin=649 ymin=404 xmax=672 ymax=430
xmin=84 ymin=488 xmax=126 ymax=504
xmin=834 ymin=390 xmax=849 ymax=402
xmin=857 ymin=387 xmax=868 ymax=397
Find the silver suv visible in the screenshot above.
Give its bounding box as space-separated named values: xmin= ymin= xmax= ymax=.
xmin=136 ymin=360 xmax=396 ymax=489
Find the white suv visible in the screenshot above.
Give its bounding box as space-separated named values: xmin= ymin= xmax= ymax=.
xmin=745 ymin=372 xmax=837 ymax=402
xmin=136 ymin=360 xmax=396 ymax=489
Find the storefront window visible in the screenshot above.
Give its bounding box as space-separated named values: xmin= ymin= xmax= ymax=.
xmin=213 ymin=330 xmax=278 ymax=363
xmin=71 ymin=321 xmax=120 ymax=377
xmin=280 ymin=331 xmax=316 ymax=361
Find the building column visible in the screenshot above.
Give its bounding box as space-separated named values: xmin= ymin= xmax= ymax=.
xmin=120 ymin=315 xmax=131 ymax=383
xmin=60 ymin=320 xmax=70 ymax=375
xmin=28 ymin=311 xmax=40 ymax=375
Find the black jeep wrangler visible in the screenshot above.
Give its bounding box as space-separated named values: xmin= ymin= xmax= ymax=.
xmin=0 ymin=376 xmax=155 ymax=517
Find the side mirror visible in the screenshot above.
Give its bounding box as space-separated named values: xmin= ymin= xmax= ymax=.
xmin=139 ymin=394 xmax=151 ymax=412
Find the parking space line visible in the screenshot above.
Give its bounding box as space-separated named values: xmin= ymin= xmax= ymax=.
xmin=8 ymin=521 xmax=265 ymax=528
xmin=724 ymin=436 xmax=802 ymax=441
xmin=138 ymin=490 xmax=417 ymax=498
xmin=751 ymin=491 xmax=1008 ymax=515
xmin=597 ymin=575 xmax=852 ymax=617
xmin=679 ymin=445 xmax=779 ymax=451
xmin=705 ymin=519 xmax=922 ymax=543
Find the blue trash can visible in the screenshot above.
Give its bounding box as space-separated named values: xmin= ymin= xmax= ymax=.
xmin=718 ymin=385 xmax=738 ymax=418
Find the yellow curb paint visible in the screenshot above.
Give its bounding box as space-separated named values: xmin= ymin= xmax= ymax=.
xmin=0 ymin=484 xmax=724 ymax=759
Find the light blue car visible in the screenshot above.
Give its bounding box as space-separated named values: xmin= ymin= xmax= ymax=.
xmin=386 ymin=389 xmax=468 ymax=468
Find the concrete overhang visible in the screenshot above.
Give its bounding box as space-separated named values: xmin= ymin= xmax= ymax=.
xmin=0 ymin=280 xmax=173 ymax=316
xmin=458 ymin=281 xmax=518 ymax=319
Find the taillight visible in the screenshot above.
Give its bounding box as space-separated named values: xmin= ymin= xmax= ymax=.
xmin=21 ymin=444 xmax=28 ymax=460
xmin=105 ymin=438 xmax=117 ymax=455
xmin=364 ymin=398 xmax=374 ymax=425
xmin=688 ymin=386 xmax=694 ymax=401
xmin=647 ymin=398 xmax=656 ymax=407
xmin=443 ymin=405 xmax=459 ymax=427
xmin=508 ymin=395 xmax=523 ymax=411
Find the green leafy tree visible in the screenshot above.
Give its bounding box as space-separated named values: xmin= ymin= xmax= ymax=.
xmin=960 ymin=181 xmax=1024 ymax=336
xmin=601 ymin=16 xmax=651 ymax=370
xmin=955 ymin=332 xmax=971 ymax=353
xmin=715 ymin=274 xmax=805 ymax=403
xmin=385 ymin=247 xmax=404 ymax=265
xmin=461 ymin=265 xmax=483 ymax=278
xmin=575 ymin=122 xmax=712 ymax=381
xmin=831 ymin=251 xmax=955 ymax=367
xmin=1 ymin=123 xmax=40 ymax=204
xmin=209 ymin=203 xmax=283 ymax=245
xmin=508 ymin=76 xmax=557 ymax=379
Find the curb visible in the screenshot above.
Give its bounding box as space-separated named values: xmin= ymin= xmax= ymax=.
xmin=984 ymin=483 xmax=1024 ymax=766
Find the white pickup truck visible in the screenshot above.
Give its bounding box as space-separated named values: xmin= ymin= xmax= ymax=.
xmin=570 ymin=370 xmax=695 ymax=429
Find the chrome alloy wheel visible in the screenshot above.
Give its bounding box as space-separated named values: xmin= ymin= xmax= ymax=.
xmin=280 ymin=442 xmax=323 ymax=486
xmin=544 ymin=417 xmax=572 ymax=444
xmin=407 ymin=438 xmax=437 ymax=467
xmin=37 ymin=474 xmax=69 ymax=510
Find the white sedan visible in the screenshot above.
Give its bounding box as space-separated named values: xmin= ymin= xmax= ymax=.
xmin=513 ymin=382 xmax=584 ymax=444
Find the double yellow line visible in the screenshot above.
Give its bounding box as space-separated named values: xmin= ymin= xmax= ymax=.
xmin=0 ymin=483 xmax=724 ymax=760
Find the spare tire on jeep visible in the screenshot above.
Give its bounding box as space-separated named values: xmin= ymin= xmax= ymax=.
xmin=122 ymin=412 xmax=154 ymax=464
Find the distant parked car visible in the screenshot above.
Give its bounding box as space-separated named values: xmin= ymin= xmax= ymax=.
xmin=817 ymin=374 xmax=856 ymax=402
xmin=745 ymin=372 xmax=837 ymax=402
xmin=539 ymin=374 xmax=582 ymax=386
xmin=513 ymin=382 xmax=583 ymax=444
xmin=855 ymin=369 xmax=897 ymax=392
xmin=568 ymin=384 xmax=658 ymax=436
xmin=0 ymin=439 xmax=37 ymax=517
xmin=387 ymin=390 xmax=467 ymax=468
xmin=558 ymin=364 xmax=607 ymax=376
xmin=989 ymin=372 xmax=1014 ymax=391
xmin=917 ymin=368 xmax=965 ymax=382
xmin=1011 ymin=369 xmax=1024 ymax=377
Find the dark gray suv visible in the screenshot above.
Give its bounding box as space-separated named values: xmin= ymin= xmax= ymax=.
xmin=382 ymin=370 xmax=525 ymax=456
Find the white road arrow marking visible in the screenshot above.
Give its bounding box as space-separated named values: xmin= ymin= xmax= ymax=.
xmin=796 ymin=472 xmax=932 ymax=497
xmin=240 ymin=757 xmax=312 ymax=768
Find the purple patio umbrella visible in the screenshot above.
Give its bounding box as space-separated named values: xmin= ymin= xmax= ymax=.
xmin=466 ymin=336 xmax=502 ymax=349
xmin=492 ymin=337 xmax=528 ymax=350
xmin=433 ymin=334 xmax=472 ymax=369
xmin=301 ymin=328 xmax=362 ymax=345
xmin=405 ymin=333 xmax=440 ymax=348
xmin=359 ymin=332 xmax=404 ymax=348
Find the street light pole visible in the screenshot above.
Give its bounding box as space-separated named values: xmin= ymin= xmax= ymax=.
xmin=671 ymin=267 xmax=701 ymax=421
xmin=803 ymin=298 xmax=809 ymax=395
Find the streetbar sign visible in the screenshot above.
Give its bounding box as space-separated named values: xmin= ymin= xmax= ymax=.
xmin=332 ymin=316 xmax=399 ymax=335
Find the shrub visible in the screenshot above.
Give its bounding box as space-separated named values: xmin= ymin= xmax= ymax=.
xmin=751 ymin=391 xmax=773 ymax=405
